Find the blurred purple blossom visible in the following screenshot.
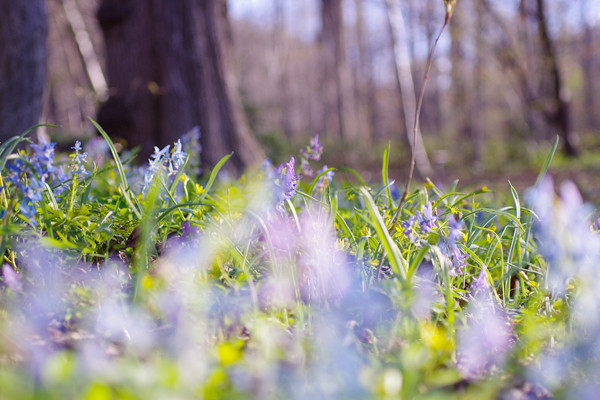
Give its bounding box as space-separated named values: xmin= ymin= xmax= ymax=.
xmin=314 ymin=165 xmax=334 ymax=190
xmin=471 ymin=265 xmax=490 ymax=296
xmin=530 ymin=177 xmax=599 ymax=294
xmin=300 ymin=134 xmax=323 ymax=161
xmin=2 ymin=264 xmax=22 ymax=291
xmin=300 ymin=158 xmax=313 ymax=177
xmin=275 ymin=157 xmax=298 ymax=211
xmin=457 ymin=294 xmax=513 ymax=378
xmin=298 ymin=209 xmax=351 ymax=303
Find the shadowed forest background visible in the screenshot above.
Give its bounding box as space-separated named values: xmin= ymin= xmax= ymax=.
xmin=1 ymin=0 xmax=599 ymax=196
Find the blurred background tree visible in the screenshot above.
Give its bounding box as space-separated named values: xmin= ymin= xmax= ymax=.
xmin=0 ymin=0 xmax=47 ymax=141
xmin=1 ymin=0 xmax=598 ymax=183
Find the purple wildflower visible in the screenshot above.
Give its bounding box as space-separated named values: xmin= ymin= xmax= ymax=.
xmin=447 ymin=216 xmax=464 ymax=246
xmin=401 ymin=215 xmax=418 ymax=244
xmin=276 ymin=157 xmax=298 ymax=211
xmin=457 ymin=294 xmax=513 ymax=378
xmin=443 ymin=241 xmax=467 ymax=277
xmin=300 ymin=158 xmax=313 ymax=178
xmin=416 ymin=203 xmax=437 ymax=233
xmin=300 ymin=134 xmax=323 ymax=161
xmin=471 ymin=265 xmax=489 ymax=296
xmin=442 ymin=216 xmax=467 ymax=276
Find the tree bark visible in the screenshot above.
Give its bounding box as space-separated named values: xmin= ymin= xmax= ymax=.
xmin=320 ymin=0 xmax=356 ymax=141
xmin=0 ymin=0 xmax=47 ymax=140
xmin=96 ymin=0 xmax=264 ymax=171
xmin=353 ymin=0 xmax=375 ymax=140
xmin=472 ymin=0 xmax=485 ymax=171
xmin=580 ymin=0 xmax=597 ymax=130
xmin=536 ymin=0 xmax=577 ymax=156
xmin=384 ymin=0 xmax=433 ymax=177
xmin=449 ymin=3 xmax=473 ymax=164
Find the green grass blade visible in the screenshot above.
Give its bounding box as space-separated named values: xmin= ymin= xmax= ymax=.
xmin=360 ymin=187 xmax=407 ymax=282
xmin=198 ymin=153 xmax=232 ymax=203
xmin=382 ymin=142 xmax=393 ymax=209
xmin=89 ymin=118 xmax=142 ymax=219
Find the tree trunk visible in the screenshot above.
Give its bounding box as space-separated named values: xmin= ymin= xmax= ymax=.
xmin=96 ymin=0 xmax=264 ymax=171
xmin=354 ymin=0 xmax=375 ymax=140
xmin=320 ymin=0 xmax=355 ymax=141
xmin=536 ymin=0 xmax=577 ymax=156
xmin=272 ymin=0 xmax=293 ymax=138
xmin=449 ymin=3 xmax=472 ymax=165
xmin=580 ymin=0 xmax=597 ymax=131
xmin=0 ymin=0 xmax=47 ymax=140
xmin=384 ymin=0 xmax=433 ymax=177
xmin=472 ymin=0 xmax=485 ymax=171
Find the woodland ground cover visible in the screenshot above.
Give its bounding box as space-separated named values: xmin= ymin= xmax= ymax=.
xmin=0 ymin=125 xmax=599 ymax=399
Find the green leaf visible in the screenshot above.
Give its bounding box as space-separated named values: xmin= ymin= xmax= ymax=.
xmin=360 ymin=187 xmax=407 ymax=282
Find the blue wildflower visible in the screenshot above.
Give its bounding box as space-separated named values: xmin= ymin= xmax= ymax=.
xmin=70 ymin=140 xmax=88 ymax=176
xmin=142 ymin=145 xmax=170 ymax=193
xmin=5 ymin=139 xmax=67 ymax=222
xmin=170 ymin=140 xmax=187 ymax=175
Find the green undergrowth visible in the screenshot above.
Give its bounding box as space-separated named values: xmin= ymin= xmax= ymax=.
xmin=0 ymin=128 xmax=598 ymax=399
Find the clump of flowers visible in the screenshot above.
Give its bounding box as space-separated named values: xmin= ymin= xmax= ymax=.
xmin=400 ymin=202 xmax=438 ymax=244
xmin=300 ymin=134 xmax=323 ymax=162
xmin=299 ymin=135 xmax=323 ymax=178
xmin=4 ymin=138 xmax=67 ymax=221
